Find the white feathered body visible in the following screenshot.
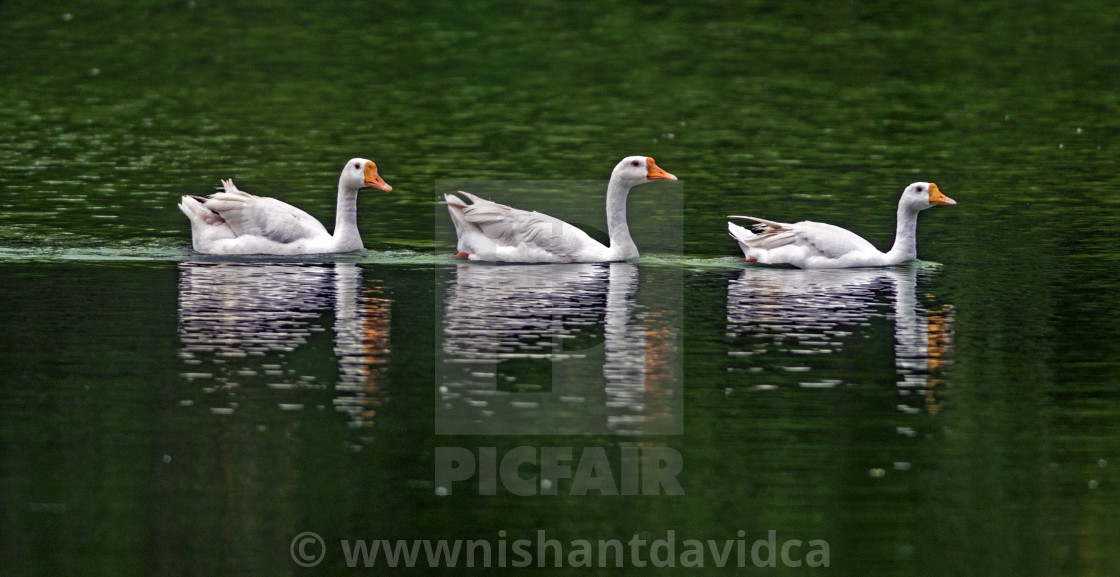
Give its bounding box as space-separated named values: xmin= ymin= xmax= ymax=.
xmin=178 ymin=158 xmax=390 ymax=255
xmin=444 ymin=191 xmax=619 ymax=263
xmin=728 ymin=218 xmax=893 ymax=269
xmin=728 ymin=182 xmax=955 ymax=269
xmin=441 ymin=156 xmax=675 ymax=263
xmin=179 ymin=180 xmax=350 ymax=255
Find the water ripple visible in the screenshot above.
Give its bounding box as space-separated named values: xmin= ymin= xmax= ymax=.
xmin=176 ymin=262 xmax=391 ymax=441
xmin=726 ymin=264 xmax=953 ymax=414
xmin=437 ymin=262 xmax=682 ymax=435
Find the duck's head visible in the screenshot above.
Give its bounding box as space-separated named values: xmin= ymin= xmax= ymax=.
xmin=343 ymin=158 xmax=393 ymax=192
xmin=903 ymin=182 xmax=955 ymax=210
xmin=613 ymin=156 xmax=678 ymax=185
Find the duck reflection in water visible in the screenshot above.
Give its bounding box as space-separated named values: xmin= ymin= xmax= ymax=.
xmin=177 ymin=262 xmax=390 ymax=439
xmin=726 ymin=264 xmax=953 ymax=414
xmin=437 ymin=262 xmax=681 ymax=435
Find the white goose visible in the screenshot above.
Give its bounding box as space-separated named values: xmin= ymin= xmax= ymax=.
xmin=443 ymin=156 xmax=677 ymax=262
xmin=179 ymin=158 xmax=392 ymax=255
xmin=728 ymin=182 xmax=955 ymax=269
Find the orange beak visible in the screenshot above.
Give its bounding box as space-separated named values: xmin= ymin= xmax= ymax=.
xmin=645 ymin=157 xmax=678 ymax=181
xmin=928 ymin=183 xmax=955 ymax=205
xmin=363 ymin=161 xmax=393 ymax=192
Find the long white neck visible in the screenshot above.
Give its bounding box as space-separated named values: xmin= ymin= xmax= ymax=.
xmin=605 ymin=174 xmax=638 ymax=260
xmin=332 ymin=179 xmax=363 ymax=251
xmin=884 ymin=201 xmax=920 ymax=265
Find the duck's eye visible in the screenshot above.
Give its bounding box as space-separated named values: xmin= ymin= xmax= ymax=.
xmin=354 ymin=162 xmax=361 ymax=169
xmin=631 ymin=160 xmax=640 ymax=167
xmin=917 ymin=186 xmax=924 ymax=192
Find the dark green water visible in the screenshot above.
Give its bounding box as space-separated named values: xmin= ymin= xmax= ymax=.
xmin=3 ymin=1 xmax=1120 ymax=575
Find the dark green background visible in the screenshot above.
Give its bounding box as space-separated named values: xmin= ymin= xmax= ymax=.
xmin=2 ymin=1 xmax=1119 ymax=575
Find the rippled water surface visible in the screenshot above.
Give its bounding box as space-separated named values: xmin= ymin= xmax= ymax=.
xmin=3 ymin=1 xmax=1120 ymax=575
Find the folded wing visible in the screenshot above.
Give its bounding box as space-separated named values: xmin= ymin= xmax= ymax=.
xmin=731 ymin=216 xmax=879 ymax=261
xmin=444 ymin=191 xmax=604 ymax=262
xmin=199 ymin=180 xmax=330 ymax=244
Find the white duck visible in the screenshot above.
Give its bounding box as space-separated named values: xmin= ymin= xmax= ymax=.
xmin=178 ymin=158 xmax=392 ymax=255
xmin=443 ymin=156 xmax=677 ymax=262
xmin=728 ymin=181 xmax=955 ymax=269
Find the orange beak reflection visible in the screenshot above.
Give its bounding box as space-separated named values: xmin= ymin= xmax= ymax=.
xmin=928 ymin=183 xmax=955 ymax=205
xmin=645 ymin=157 xmax=678 ymax=181
xmin=363 ymin=161 xmax=393 ymax=192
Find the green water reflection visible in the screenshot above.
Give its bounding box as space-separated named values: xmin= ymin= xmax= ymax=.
xmin=2 ymin=0 xmax=1120 ymax=575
